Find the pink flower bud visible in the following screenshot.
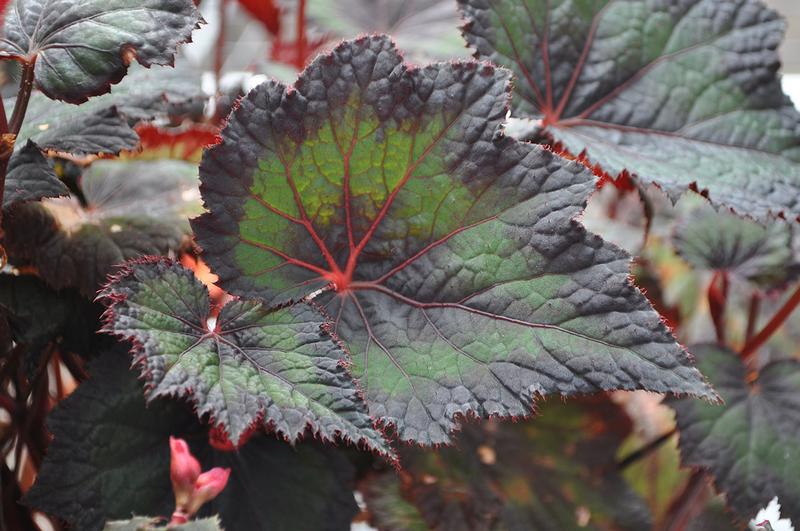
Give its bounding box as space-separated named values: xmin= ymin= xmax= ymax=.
xmin=169 ymin=437 xmax=201 ymax=508
xmin=185 ymin=467 xmax=231 ymax=515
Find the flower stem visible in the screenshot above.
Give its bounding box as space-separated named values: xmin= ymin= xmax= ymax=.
xmin=295 ymin=0 xmax=306 ymax=69
xmin=741 ymin=283 xmax=800 ymax=359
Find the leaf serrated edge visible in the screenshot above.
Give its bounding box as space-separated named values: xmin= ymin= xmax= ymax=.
xmin=97 ymin=256 xmax=399 ymax=462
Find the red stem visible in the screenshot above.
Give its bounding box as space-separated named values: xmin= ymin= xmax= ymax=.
xmin=213 ymin=0 xmax=226 ymax=94
xmin=9 ymin=60 xmax=34 ymax=135
xmin=745 ymin=292 xmax=761 ymax=343
xmin=707 ymin=271 xmax=728 ymax=344
xmin=741 ymin=283 xmax=800 ymax=359
xmin=295 ymin=0 xmax=306 ymax=69
xmin=661 ymin=470 xmax=709 ymax=531
xmin=0 ymin=58 xmax=35 ymax=238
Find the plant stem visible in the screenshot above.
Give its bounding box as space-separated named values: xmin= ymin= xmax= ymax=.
xmin=9 ymin=60 xmax=35 ymax=135
xmin=0 ymin=59 xmax=36 ymax=240
xmin=741 ymin=282 xmax=800 ymax=359
xmin=707 ymin=271 xmax=728 ymax=344
xmin=213 ymin=0 xmax=226 ymax=95
xmin=745 ymin=292 xmax=761 ymax=342
xmin=617 ymin=428 xmax=677 ymax=470
xmin=295 ymin=0 xmax=306 ymax=69
xmin=661 ymin=470 xmax=710 ymax=531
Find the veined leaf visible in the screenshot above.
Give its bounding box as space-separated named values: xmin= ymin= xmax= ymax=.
xmin=11 ymin=64 xmax=206 ymax=157
xmin=364 ymin=398 xmax=651 ymax=530
xmin=673 ymin=205 xmax=800 ymax=288
xmin=458 ymin=0 xmax=800 ymax=219
xmin=101 ymin=259 xmax=388 ymax=453
xmin=0 ymin=0 xmax=202 ymax=102
xmin=307 ymin=0 xmax=469 ymax=61
xmin=670 ymin=344 xmax=800 ymax=522
xmin=5 ymin=159 xmax=198 ymax=296
xmin=4 ymin=140 xmax=67 ymax=207
xmin=193 ymin=35 xmax=715 ymax=445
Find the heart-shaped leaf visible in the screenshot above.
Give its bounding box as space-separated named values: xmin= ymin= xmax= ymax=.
xmin=364 ymin=398 xmax=651 ymax=530
xmin=0 ymin=0 xmax=202 ymax=102
xmin=670 ymin=344 xmax=800 ymax=522
xmin=673 ymin=205 xmax=800 ymax=288
xmin=4 ymin=140 xmax=67 ymax=207
xmin=193 ymin=35 xmax=715 ymax=445
xmin=5 ymin=159 xmax=199 ymax=296
xmin=100 ymin=258 xmax=389 ymax=453
xmin=458 ymin=0 xmax=800 ymax=220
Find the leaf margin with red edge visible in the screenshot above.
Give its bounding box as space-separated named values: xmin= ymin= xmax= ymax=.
xmin=98 ymin=256 xmax=395 ymax=459
xmin=457 ymin=0 xmax=800 ymax=221
xmin=193 ymin=34 xmax=718 ymax=446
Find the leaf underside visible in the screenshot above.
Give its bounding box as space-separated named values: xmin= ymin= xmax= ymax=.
xmin=365 ymin=398 xmax=651 ymax=530
xmin=673 ymin=204 xmax=800 ymax=288
xmin=5 ymin=159 xmax=198 ymax=297
xmin=0 ymin=0 xmax=202 ymax=102
xmin=100 ymin=259 xmax=389 ymax=454
xmin=670 ymin=344 xmax=800 ymax=522
xmin=458 ymin=0 xmax=800 ymax=220
xmin=193 ymin=34 xmax=715 ymax=445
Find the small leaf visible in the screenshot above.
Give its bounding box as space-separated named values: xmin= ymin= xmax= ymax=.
xmin=0 ymin=0 xmax=202 ymax=102
xmin=0 ymin=273 xmax=102 ymax=372
xmin=25 ymin=349 xmax=204 ymax=531
xmin=364 ymin=398 xmax=652 ymax=530
xmin=4 ymin=159 xmax=198 ymax=296
xmin=28 ymin=347 xmax=363 ymax=530
xmin=100 ymin=258 xmax=389 ymax=453
xmin=458 ymin=0 xmax=800 ymax=220
xmin=673 ymin=205 xmax=800 ymax=288
xmin=670 ymin=344 xmax=800 ymax=522
xmin=12 ymin=64 xmax=206 ymax=157
xmin=4 ymin=140 xmax=68 ymax=208
xmin=308 ymin=0 xmax=469 ymax=61
xmin=194 ymin=35 xmax=715 ymax=445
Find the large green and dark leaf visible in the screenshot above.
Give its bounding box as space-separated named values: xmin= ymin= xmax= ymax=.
xmin=191 ymin=35 xmax=715 ymax=445
xmin=458 ymin=0 xmax=800 ymax=220
xmin=27 ymin=349 xmax=363 ymax=531
xmin=364 ymin=397 xmax=651 ymax=530
xmin=670 ymin=344 xmax=800 ymax=522
xmin=0 ymin=0 xmax=201 ymax=102
xmin=5 ymin=159 xmax=199 ymax=296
